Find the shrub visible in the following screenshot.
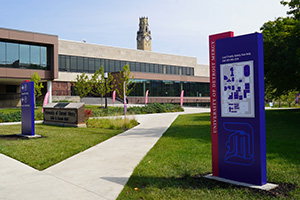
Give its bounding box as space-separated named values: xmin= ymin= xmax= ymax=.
xmin=88 ymin=118 xmax=138 ymax=130
xmin=0 ymin=111 xmax=22 ymax=122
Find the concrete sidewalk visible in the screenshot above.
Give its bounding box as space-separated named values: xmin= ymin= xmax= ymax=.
xmin=0 ymin=107 xmax=210 ymax=200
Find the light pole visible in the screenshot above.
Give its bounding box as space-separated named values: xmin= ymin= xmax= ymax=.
xmin=104 ymin=72 xmax=108 ymax=109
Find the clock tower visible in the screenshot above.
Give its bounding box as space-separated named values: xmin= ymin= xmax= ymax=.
xmin=137 ymin=17 xmax=151 ymax=51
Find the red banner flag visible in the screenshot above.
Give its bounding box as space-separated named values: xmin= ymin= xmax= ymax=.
xmin=42 ymin=91 xmax=50 ymax=113
xmin=145 ymin=90 xmax=149 ymax=104
xmin=112 ymin=90 xmax=116 ymax=103
xmin=123 ymin=82 xmax=127 ymax=114
xmin=180 ymin=90 xmax=184 ymax=107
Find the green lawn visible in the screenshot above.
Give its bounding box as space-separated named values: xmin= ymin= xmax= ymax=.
xmin=0 ymin=124 xmax=123 ymax=170
xmin=117 ymin=109 xmax=300 ymax=200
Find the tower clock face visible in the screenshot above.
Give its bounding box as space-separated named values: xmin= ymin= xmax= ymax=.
xmin=145 ymin=36 xmax=150 ymax=41
xmin=138 ymin=36 xmax=142 ymax=41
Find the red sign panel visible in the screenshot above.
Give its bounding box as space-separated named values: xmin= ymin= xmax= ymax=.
xmin=209 ymin=32 xmax=234 ymax=176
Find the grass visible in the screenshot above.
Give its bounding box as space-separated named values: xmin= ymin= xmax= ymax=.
xmin=0 ymin=118 xmax=138 ymax=170
xmin=0 ymin=107 xmax=43 ymax=113
xmin=88 ymin=117 xmax=139 ymax=130
xmin=117 ymin=109 xmax=300 ymax=200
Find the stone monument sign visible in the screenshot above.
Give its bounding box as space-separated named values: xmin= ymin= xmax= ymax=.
xmin=43 ymin=102 xmax=86 ymax=127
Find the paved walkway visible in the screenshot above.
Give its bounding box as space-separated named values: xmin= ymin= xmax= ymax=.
xmin=0 ymin=107 xmax=210 ymax=200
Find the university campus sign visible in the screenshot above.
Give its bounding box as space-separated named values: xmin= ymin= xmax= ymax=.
xmin=21 ymin=81 xmax=35 ymax=136
xmin=209 ymin=32 xmax=267 ymax=186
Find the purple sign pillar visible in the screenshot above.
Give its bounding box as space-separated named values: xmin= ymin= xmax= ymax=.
xmin=21 ymin=81 xmax=35 ymax=136
xmin=216 ymin=33 xmax=266 ymax=185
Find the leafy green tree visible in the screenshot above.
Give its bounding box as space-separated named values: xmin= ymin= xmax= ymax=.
xmin=281 ymin=0 xmax=300 ymax=19
xmin=286 ymin=89 xmax=299 ymax=107
xmin=116 ymin=65 xmax=136 ymax=101
xmin=261 ymin=1 xmax=300 ymax=98
xmin=90 ymin=66 xmax=116 ymax=106
xmin=30 ymin=72 xmax=44 ymax=99
xmin=71 ymin=73 xmax=91 ymax=98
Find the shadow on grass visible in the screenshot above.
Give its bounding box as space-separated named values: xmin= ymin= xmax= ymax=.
xmin=110 ymin=174 xmax=297 ymax=199
xmin=0 ymin=134 xmax=46 ymax=140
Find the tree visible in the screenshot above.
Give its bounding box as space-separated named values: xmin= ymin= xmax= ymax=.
xmin=260 ymin=1 xmax=300 ymax=98
xmin=30 ymin=72 xmax=44 ymax=99
xmin=281 ymin=0 xmax=300 ymax=19
xmin=90 ymin=66 xmax=116 ymax=106
xmin=71 ymin=73 xmax=91 ymax=98
xmin=116 ymin=65 xmax=136 ymax=101
xmin=286 ymin=89 xmax=299 ymax=107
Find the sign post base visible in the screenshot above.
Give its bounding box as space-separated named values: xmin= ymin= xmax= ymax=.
xmin=204 ymin=174 xmax=278 ymax=191
xmin=16 ymin=134 xmax=42 ymax=139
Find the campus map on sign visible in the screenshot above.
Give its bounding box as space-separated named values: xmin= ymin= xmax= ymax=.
xmin=220 ymin=60 xmax=255 ymax=118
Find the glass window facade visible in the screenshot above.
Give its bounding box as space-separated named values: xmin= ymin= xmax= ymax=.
xmin=0 ymin=40 xmax=50 ymax=70
xmin=58 ymin=54 xmax=194 ymax=76
xmin=130 ymin=79 xmax=210 ymax=97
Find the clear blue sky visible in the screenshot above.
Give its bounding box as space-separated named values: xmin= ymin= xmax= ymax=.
xmin=0 ymin=0 xmax=288 ymax=65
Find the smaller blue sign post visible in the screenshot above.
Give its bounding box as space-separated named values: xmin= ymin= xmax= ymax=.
xmin=216 ymin=33 xmax=266 ymax=185
xmin=21 ymin=81 xmax=35 ymax=136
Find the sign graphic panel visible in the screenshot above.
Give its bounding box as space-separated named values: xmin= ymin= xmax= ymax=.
xmin=220 ymin=61 xmax=255 ymax=118
xmin=216 ymin=33 xmax=266 ymax=186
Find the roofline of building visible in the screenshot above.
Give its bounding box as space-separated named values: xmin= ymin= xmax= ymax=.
xmin=0 ymin=27 xmax=58 ymax=37
xmin=58 ymin=39 xmax=198 ymax=61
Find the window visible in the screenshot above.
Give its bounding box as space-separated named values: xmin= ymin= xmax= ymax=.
xmin=7 ymin=43 xmax=19 ymax=67
xmin=141 ymin=63 xmax=145 ymax=72
xmin=89 ymin=58 xmax=95 ymax=73
xmin=1 ymin=41 xmax=50 ymax=70
xmin=115 ymin=60 xmax=121 ymax=72
xmin=59 ymin=55 xmax=66 ymax=71
xmin=130 ymin=79 xmax=210 ymax=97
xmin=166 ymin=65 xmax=171 ymax=74
xmin=174 ymin=66 xmax=179 ymax=75
xmin=95 ymin=59 xmax=101 ymax=71
xmin=158 ymin=65 xmax=163 ymax=73
xmin=78 ymin=57 xmax=84 ymax=72
xmin=149 ymin=64 xmax=154 ymax=73
xmin=186 ymin=67 xmax=191 ymax=76
xmin=71 ymin=56 xmax=77 ymax=72
xmin=130 ymin=62 xmax=136 ymax=71
xmin=41 ymin=47 xmax=47 ymax=68
xmin=30 ymin=45 xmax=41 ymax=66
xmin=120 ymin=61 xmax=126 ymax=70
xmin=20 ymin=44 xmax=30 ymax=68
xmin=100 ymin=59 xmax=105 ymax=70
xmin=136 ymin=62 xmax=141 ymax=72
xmin=109 ymin=60 xmax=114 ymax=72
xmin=66 ymin=56 xmax=70 ymax=72
xmin=182 ymin=67 xmax=187 ymax=75
xmin=83 ymin=57 xmax=89 ymax=72
xmin=104 ymin=59 xmax=109 ymax=72
xmin=0 ymin=42 xmax=5 ymax=66
xmin=154 ymin=64 xmax=159 ymax=73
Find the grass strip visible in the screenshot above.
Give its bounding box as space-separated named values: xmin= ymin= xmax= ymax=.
xmin=117 ymin=109 xmax=300 ymax=200
xmin=0 ymin=119 xmax=133 ymax=170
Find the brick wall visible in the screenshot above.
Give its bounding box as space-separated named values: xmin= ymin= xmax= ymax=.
xmin=52 ymin=81 xmax=71 ymax=96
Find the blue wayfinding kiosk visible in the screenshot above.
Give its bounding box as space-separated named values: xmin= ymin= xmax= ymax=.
xmin=21 ymin=81 xmax=35 ymax=136
xmin=216 ymin=33 xmax=266 ymax=185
